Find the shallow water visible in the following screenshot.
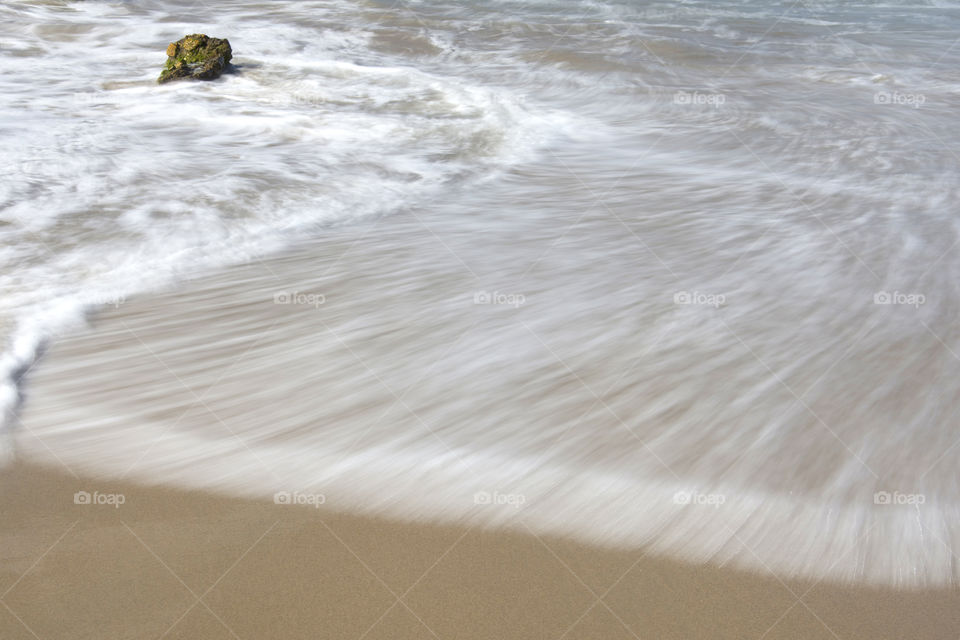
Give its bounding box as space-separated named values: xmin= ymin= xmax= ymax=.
xmin=4 ymin=0 xmax=960 ymax=586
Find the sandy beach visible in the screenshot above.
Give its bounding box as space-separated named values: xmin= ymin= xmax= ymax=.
xmin=6 ymin=197 xmax=960 ymax=637
xmin=0 ymin=462 xmax=957 ymax=640
xmin=6 ymin=0 xmax=960 ymax=636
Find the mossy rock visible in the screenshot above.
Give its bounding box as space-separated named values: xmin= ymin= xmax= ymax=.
xmin=158 ymin=34 xmax=232 ymax=84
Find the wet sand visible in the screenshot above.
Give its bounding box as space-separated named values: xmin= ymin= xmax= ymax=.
xmin=10 ymin=213 xmax=960 ymax=588
xmin=6 ymin=204 xmax=960 ymax=637
xmin=1 ymin=462 xmax=959 ymax=640
xmin=5 ymin=1 xmax=960 ymax=636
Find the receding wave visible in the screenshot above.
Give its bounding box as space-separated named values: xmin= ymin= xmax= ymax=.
xmin=5 ymin=0 xmax=960 ymax=589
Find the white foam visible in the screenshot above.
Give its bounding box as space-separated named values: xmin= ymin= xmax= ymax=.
xmin=14 ymin=398 xmax=959 ymax=588
xmin=5 ymin=0 xmax=960 ymax=591
xmin=0 ymin=0 xmax=580 ymax=433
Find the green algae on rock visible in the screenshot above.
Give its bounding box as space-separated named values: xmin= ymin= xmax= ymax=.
xmin=158 ymin=34 xmax=232 ymax=84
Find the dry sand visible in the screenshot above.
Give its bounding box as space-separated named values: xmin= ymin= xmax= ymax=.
xmin=1 ymin=462 xmax=958 ymax=640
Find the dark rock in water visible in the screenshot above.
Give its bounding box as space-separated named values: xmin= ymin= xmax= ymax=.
xmin=158 ymin=34 xmax=232 ymax=84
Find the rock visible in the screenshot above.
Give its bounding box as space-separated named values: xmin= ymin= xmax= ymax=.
xmin=158 ymin=34 xmax=232 ymax=84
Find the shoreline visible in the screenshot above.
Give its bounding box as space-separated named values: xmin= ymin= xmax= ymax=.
xmin=2 ymin=462 xmax=958 ymax=639
xmin=5 ymin=1 xmax=960 ymax=637
xmin=11 ymin=236 xmax=958 ymax=590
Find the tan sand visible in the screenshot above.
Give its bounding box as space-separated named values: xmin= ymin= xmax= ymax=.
xmin=1 ymin=462 xmax=958 ymax=640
